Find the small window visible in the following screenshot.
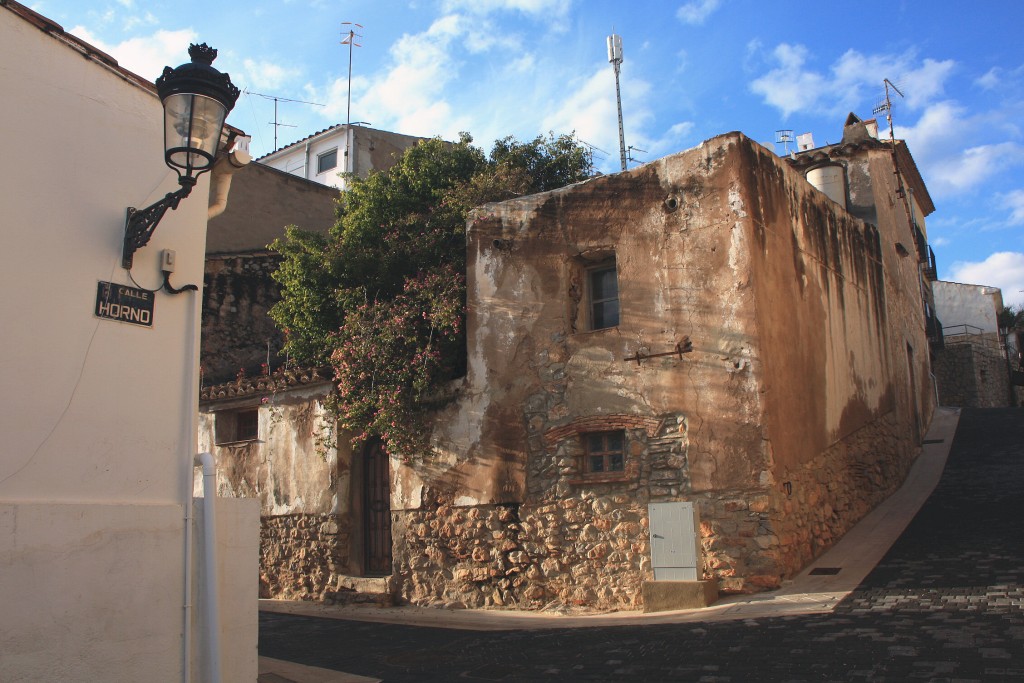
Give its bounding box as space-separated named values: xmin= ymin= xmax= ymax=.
xmin=587 ymin=259 xmax=619 ymax=330
xmin=215 ymin=408 xmax=259 ymax=444
xmin=584 ymin=430 xmax=625 ymax=473
xmin=317 ymin=148 xmax=338 ymax=174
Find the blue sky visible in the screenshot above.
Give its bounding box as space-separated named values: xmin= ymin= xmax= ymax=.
xmin=33 ymin=0 xmax=1024 ymax=306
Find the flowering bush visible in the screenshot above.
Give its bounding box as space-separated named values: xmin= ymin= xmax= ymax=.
xmin=270 ymin=132 xmax=592 ymax=459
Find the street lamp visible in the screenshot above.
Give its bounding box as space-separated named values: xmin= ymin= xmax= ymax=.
xmin=122 ymin=43 xmax=240 ymax=269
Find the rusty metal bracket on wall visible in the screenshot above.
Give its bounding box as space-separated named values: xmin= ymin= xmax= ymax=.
xmin=624 ymin=337 xmax=693 ymax=366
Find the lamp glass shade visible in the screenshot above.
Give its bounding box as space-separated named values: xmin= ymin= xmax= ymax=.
xmin=163 ymin=92 xmax=228 ymax=175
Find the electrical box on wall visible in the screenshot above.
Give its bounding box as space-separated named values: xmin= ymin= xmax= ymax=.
xmin=648 ymin=501 xmax=701 ymax=581
xmin=160 ymin=249 xmax=176 ymax=273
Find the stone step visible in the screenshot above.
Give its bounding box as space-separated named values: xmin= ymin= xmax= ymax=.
xmin=324 ymin=575 xmax=396 ymax=607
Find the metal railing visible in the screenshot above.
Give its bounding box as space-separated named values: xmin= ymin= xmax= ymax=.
xmin=941 ymin=324 xmax=1003 ymax=356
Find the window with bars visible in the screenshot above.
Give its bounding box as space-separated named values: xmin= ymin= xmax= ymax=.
xmin=583 ymin=430 xmax=625 ymax=473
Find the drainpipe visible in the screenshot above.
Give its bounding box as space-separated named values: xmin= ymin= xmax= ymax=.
xmin=182 ymin=288 xmax=201 ymax=683
xmin=195 ymin=451 xmax=223 ymax=683
xmin=303 ymin=142 xmax=311 ymax=180
xmin=207 ymin=150 xmax=252 ymax=220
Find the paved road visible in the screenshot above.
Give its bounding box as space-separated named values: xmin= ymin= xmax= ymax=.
xmin=259 ymin=408 xmax=1024 ymax=682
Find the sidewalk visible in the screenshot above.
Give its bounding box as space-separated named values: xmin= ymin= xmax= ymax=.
xmin=257 ymin=407 xmax=960 ymax=680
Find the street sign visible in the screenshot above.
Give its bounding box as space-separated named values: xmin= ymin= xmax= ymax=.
xmin=95 ymin=281 xmax=154 ymax=327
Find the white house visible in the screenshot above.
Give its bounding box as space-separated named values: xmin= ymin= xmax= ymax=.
xmin=258 ymin=124 xmax=425 ymax=189
xmin=0 ymin=3 xmax=257 ymax=681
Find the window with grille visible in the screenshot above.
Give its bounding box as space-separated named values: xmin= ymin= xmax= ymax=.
xmin=584 ymin=430 xmax=625 ymax=473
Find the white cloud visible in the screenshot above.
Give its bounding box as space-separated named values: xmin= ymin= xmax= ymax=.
xmin=749 ymin=44 xmax=954 ymax=119
xmin=441 ymin=0 xmax=571 ymax=17
xmin=1002 ymin=190 xmax=1024 ymax=225
xmin=948 ymin=252 xmax=1024 ymax=307
xmin=976 ymin=67 xmax=1001 ymax=90
xmin=668 ymin=121 xmax=695 ymax=138
xmin=928 ymin=141 xmax=1024 ymax=197
xmin=891 ymin=102 xmax=1024 ymax=197
xmin=121 ymin=11 xmax=157 ymax=31
xmin=676 ymin=0 xmax=721 ymax=25
xmin=311 ymin=15 xmax=473 ymax=138
xmin=749 ymin=44 xmax=826 ymax=118
xmin=542 ymin=68 xmax=619 ymax=153
xmin=69 ymin=26 xmax=198 ymax=80
xmin=541 ymin=64 xmax=653 ymax=170
xmin=242 ymin=59 xmax=302 ymax=91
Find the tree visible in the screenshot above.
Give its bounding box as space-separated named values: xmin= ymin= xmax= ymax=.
xmin=998 ymin=304 xmax=1023 ymax=336
xmin=270 ymin=132 xmax=593 ymax=457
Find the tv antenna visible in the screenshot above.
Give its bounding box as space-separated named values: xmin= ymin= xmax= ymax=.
xmin=775 ymin=129 xmax=794 ymax=154
xmin=341 ymin=22 xmax=363 ymax=128
xmin=244 ymin=90 xmax=325 ymax=151
xmin=607 ymin=32 xmax=627 ymax=172
xmin=875 ymin=78 xmax=915 ymax=229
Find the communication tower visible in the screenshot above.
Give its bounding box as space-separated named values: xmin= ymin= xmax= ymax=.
xmin=607 ymin=33 xmax=627 ymax=172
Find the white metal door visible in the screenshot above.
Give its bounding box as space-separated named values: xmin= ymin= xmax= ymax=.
xmin=649 ymin=501 xmax=700 ymax=581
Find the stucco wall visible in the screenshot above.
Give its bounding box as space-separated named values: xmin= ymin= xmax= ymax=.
xmin=933 ymin=280 xmax=1003 ymax=332
xmin=206 ymin=162 xmax=337 ymax=254
xmin=0 ymin=6 xmax=255 ymax=680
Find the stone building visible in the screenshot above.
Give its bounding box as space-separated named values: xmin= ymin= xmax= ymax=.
xmin=931 ymin=280 xmax=1015 ymax=407
xmin=202 ymin=116 xmax=940 ymax=612
xmin=394 ymin=120 xmax=937 ymax=610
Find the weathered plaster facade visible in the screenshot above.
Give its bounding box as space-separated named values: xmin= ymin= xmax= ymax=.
xmin=390 ymin=129 xmax=935 ymax=609
xmin=198 ymin=372 xmax=355 ymax=599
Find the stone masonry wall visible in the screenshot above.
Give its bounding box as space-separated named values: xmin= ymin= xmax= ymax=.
xmin=261 ymin=513 xmax=348 ymax=600
xmin=934 ymin=343 xmax=1011 ymax=407
xmin=731 ymin=411 xmax=912 ymax=585
xmin=202 ymin=253 xmax=284 ymax=384
xmin=394 ymin=496 xmax=650 ymax=610
xmin=395 ymin=409 xmax=915 ymax=610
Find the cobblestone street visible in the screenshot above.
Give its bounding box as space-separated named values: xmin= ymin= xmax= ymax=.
xmin=259 ymin=408 xmax=1024 ymax=682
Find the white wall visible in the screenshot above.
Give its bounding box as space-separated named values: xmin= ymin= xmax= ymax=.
xmin=934 ymin=280 xmax=1003 ymax=333
xmin=0 ymin=7 xmax=255 ymax=681
xmin=261 ymin=128 xmax=349 ymax=188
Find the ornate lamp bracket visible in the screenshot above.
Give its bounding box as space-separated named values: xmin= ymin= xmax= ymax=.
xmin=122 ymin=177 xmax=196 ymax=269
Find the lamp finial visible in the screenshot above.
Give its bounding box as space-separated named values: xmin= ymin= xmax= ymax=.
xmin=188 ymin=43 xmax=218 ymax=66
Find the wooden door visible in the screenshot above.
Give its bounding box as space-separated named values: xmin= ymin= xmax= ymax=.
xmin=363 ymin=439 xmax=392 ymax=575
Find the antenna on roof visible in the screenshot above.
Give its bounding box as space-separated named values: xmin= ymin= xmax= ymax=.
xmin=244 ymin=90 xmax=325 ymax=151
xmin=775 ymin=129 xmax=794 ymax=155
xmin=341 ymin=22 xmax=363 ymax=128
xmin=607 ymin=32 xmax=627 ymax=172
xmin=876 ymin=78 xmax=918 ymax=233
